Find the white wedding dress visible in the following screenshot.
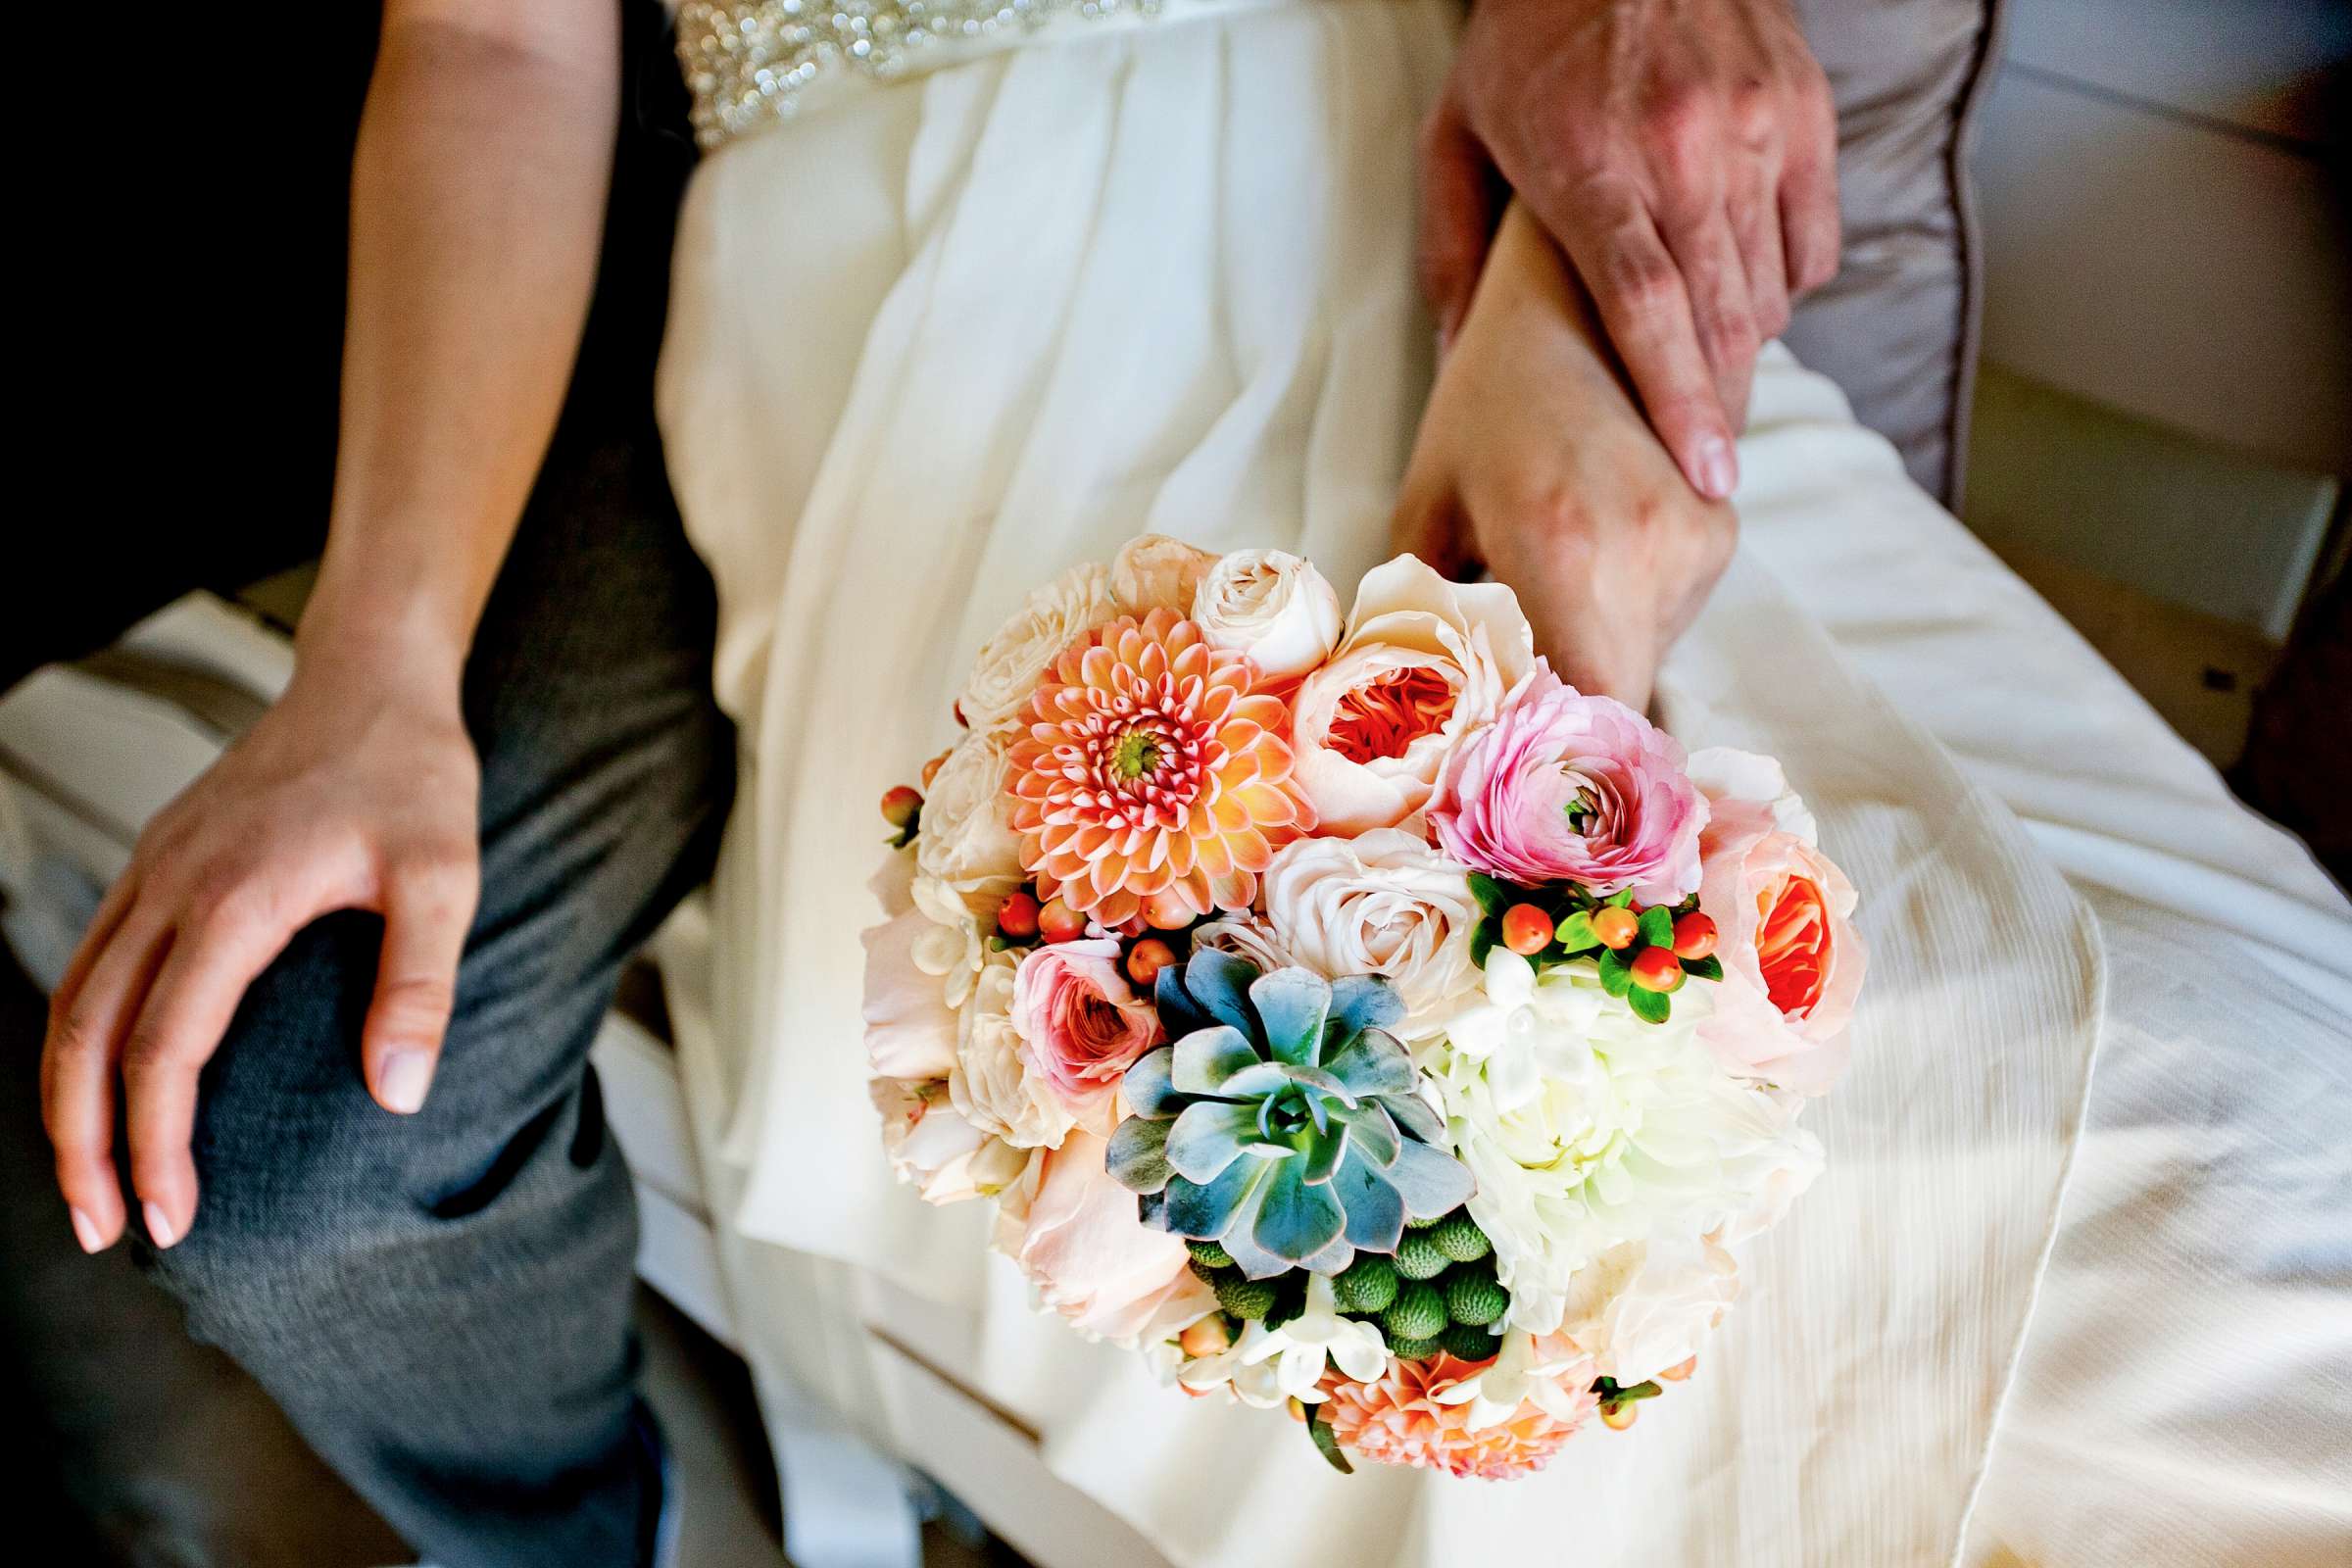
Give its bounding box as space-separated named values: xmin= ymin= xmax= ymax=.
xmin=653 ymin=3 xmax=2352 ymax=1564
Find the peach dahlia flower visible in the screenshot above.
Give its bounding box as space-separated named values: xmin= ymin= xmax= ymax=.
xmin=1318 ymin=1352 xmax=1595 ymax=1479
xmin=1006 ymin=608 xmax=1313 ymax=926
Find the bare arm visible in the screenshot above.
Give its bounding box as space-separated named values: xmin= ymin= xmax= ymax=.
xmin=44 ymin=0 xmax=619 ymax=1253
xmin=313 ymin=1 xmax=618 ymax=670
xmin=1396 ymin=202 xmax=1737 ymax=713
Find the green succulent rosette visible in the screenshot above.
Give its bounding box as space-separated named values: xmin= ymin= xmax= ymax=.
xmin=1106 ymin=950 xmax=1476 ymax=1280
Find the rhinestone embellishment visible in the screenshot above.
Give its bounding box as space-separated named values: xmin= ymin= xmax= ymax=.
xmin=676 ymin=0 xmax=1166 ymax=149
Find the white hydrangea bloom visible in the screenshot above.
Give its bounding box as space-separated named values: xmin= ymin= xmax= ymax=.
xmin=1421 ymin=950 xmax=1821 ymax=1335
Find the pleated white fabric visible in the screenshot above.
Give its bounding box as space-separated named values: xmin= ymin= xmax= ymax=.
xmin=660 ymin=0 xmax=1452 ymax=1300
xmin=655 ymin=3 xmax=2345 ymax=1560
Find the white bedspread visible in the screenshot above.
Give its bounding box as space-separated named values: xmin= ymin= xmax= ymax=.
xmin=1733 ymin=350 xmax=2352 ymax=1564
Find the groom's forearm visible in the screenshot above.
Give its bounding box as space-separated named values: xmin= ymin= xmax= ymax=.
xmin=300 ymin=0 xmax=620 ymax=694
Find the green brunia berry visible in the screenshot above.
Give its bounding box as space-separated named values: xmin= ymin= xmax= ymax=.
xmin=1213 ymin=1273 xmax=1280 ymax=1320
xmin=1383 ymin=1280 xmax=1447 ymax=1343
xmin=1443 ymin=1269 xmax=1509 ymax=1328
xmin=1388 ymin=1335 xmax=1444 ymax=1362
xmin=1186 ymin=1239 xmax=1234 ymax=1270
xmin=1335 ymin=1254 xmax=1398 ymax=1314
xmin=1431 ymin=1213 xmax=1492 ymax=1264
xmin=1441 ymin=1320 xmax=1502 ymax=1362
xmin=1394 ymin=1231 xmax=1448 ymax=1281
xmin=1104 ymin=951 xmax=1476 ymax=1280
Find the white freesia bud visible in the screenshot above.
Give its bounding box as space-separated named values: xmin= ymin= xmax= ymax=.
xmin=1190 ymin=549 xmax=1343 ymax=679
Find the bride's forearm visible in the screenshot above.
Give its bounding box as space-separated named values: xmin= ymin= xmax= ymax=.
xmin=1396 ymin=200 xmax=1738 ymax=710
xmin=1458 ymin=203 xmax=1649 ymax=434
xmin=300 ymin=2 xmax=618 ymax=697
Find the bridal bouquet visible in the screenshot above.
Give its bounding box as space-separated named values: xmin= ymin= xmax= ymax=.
xmin=863 ymin=536 xmax=1865 ymax=1479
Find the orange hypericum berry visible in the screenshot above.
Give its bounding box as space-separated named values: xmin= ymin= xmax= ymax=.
xmin=1287 ymin=1396 xmax=1309 ymax=1423
xmin=996 ymin=890 xmax=1041 ymax=941
xmin=1501 ymin=903 xmax=1554 ymax=956
xmin=1600 ymin=1402 xmax=1640 ymax=1431
xmin=1629 ymin=946 xmax=1685 ymax=993
xmin=1037 ymin=898 xmax=1088 ymax=945
xmin=920 ymin=749 xmax=952 ymax=789
xmin=1591 ymin=906 xmax=1641 ymax=950
xmin=880 ymin=785 xmax=922 ymax=828
xmin=1126 ymin=937 xmax=1179 ymax=989
xmin=1656 ymin=1355 xmax=1697 ymax=1383
xmin=1180 ymin=1316 xmax=1233 ymax=1357
xmin=1670 ymin=911 xmax=1718 ymax=961
xmin=1143 ymin=888 xmax=1200 ymax=931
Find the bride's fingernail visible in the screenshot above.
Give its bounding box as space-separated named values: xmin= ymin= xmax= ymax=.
xmin=143 ymin=1200 xmax=178 ymax=1250
xmin=1696 ymin=437 xmax=1737 ymax=499
xmin=70 ymin=1206 xmax=105 ymax=1254
xmin=377 ymin=1051 xmax=433 ymax=1115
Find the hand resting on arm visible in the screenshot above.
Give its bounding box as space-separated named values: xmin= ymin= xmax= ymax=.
xmin=1420 ymin=0 xmax=1838 ymax=499
xmin=1396 ymin=201 xmax=1738 ymax=715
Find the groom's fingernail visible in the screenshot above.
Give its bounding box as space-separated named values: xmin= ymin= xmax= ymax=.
xmin=70 ymin=1206 xmax=105 ymax=1254
xmin=1695 ymin=437 xmax=1737 ymax=500
xmin=377 ymin=1050 xmax=433 ymax=1115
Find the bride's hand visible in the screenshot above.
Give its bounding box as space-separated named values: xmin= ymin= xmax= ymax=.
xmin=1394 ymin=203 xmax=1737 ymax=714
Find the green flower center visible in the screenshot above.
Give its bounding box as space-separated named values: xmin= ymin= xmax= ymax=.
xmin=1110 ymin=728 xmax=1165 ymax=781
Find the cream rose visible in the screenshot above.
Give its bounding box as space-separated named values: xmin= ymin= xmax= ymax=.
xmin=993 ymin=1131 xmax=1215 ymax=1346
xmin=958 ymin=562 xmax=1117 ymax=733
xmin=1260 ymin=829 xmax=1484 ymax=1032
xmin=1190 ymin=549 xmax=1342 ymax=680
xmin=913 ymin=730 xmax=1024 ymax=896
xmin=1108 ymin=533 xmax=1219 ymax=616
xmin=950 ymin=956 xmax=1078 ymax=1150
xmin=870 ymin=1077 xmax=1026 ymax=1204
xmin=1186 ymin=915 xmax=1298 ymax=975
xmin=1292 ymin=555 xmax=1538 ymax=835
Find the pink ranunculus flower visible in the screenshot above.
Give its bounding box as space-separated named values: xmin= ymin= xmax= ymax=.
xmin=1009 ymin=940 xmax=1161 ymax=1134
xmin=994 ymin=1131 xmax=1216 ymax=1347
xmin=1686 ymin=748 xmax=1867 ymax=1095
xmin=1428 ymin=664 xmax=1705 ymax=903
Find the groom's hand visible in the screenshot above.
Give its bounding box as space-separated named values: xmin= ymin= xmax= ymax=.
xmin=1396 ymin=205 xmax=1737 ymax=714
xmin=41 ymin=642 xmax=480 ymax=1254
xmin=1422 ymin=0 xmax=1838 ymax=500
